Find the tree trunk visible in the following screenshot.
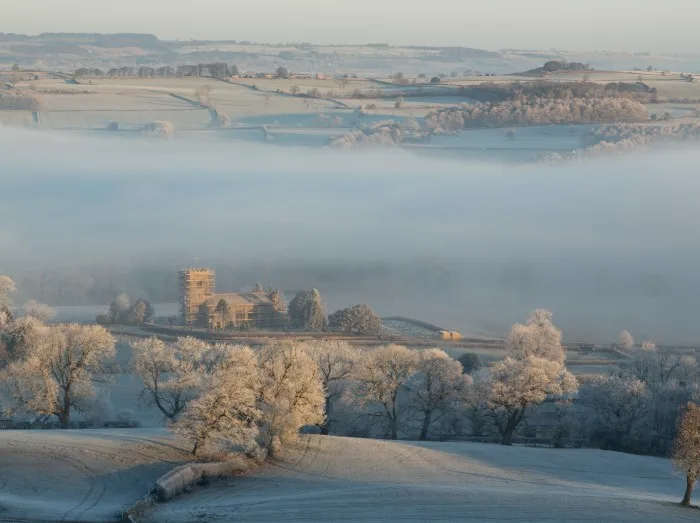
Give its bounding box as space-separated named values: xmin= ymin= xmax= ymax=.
xmin=390 ymin=402 xmax=398 ymax=440
xmin=501 ymin=427 xmax=514 ymax=446
xmin=500 ymin=412 xmax=520 ymax=446
xmin=60 ymin=385 xmax=71 ymax=429
xmin=681 ymin=474 xmax=695 ymax=506
xmin=320 ymin=396 xmax=331 ymax=435
xmin=419 ymin=412 xmax=432 ymax=441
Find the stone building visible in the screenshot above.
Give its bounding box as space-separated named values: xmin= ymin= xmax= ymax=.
xmin=179 ymin=268 xmax=287 ymax=330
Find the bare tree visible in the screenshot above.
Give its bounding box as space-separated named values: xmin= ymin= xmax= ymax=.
xmin=673 ymin=403 xmax=700 ymax=506
xmin=410 ymin=349 xmax=467 ymax=440
xmin=130 ymin=336 xmax=210 ymax=420
xmin=303 ymin=340 xmax=358 ymax=434
xmin=354 ymin=344 xmax=418 ymax=440
xmin=580 ymin=374 xmax=648 ymax=450
xmin=507 ymin=309 xmax=566 ymax=364
xmin=394 ymin=96 xmax=404 ymax=109
xmin=1 ymin=323 xmax=115 ymax=428
xmin=621 ymin=346 xmax=685 ymax=386
xmin=289 ymin=85 xmax=300 ymax=95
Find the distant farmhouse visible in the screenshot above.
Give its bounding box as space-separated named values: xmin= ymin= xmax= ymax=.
xmin=179 ymin=268 xmax=287 ymax=330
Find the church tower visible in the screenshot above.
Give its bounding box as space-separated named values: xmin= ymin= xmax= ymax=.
xmin=179 ymin=268 xmax=215 ymax=326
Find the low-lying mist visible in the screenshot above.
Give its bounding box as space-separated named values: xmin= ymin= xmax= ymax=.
xmin=2 ymin=127 xmax=700 ymax=344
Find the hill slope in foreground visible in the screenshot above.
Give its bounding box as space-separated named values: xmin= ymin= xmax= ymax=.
xmin=0 ymin=430 xmax=696 ymax=522
xmin=149 ymin=435 xmax=695 ymax=522
xmin=0 ymin=429 xmax=189 ymax=522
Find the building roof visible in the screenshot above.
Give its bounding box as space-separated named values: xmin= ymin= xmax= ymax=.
xmin=206 ymin=292 xmax=274 ymax=308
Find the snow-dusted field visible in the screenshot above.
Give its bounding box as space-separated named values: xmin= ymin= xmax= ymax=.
xmin=147 ymin=435 xmax=695 ymax=522
xmin=0 ymin=429 xmax=188 ymax=522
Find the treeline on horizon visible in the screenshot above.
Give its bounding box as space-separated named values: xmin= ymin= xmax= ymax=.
xmin=4 ymin=260 xmax=462 ymax=308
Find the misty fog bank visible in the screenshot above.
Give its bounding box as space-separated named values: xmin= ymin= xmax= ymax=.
xmin=2 ymin=128 xmax=700 ymax=343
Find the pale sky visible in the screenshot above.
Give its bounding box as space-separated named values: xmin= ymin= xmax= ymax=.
xmin=5 ymin=0 xmax=699 ymax=52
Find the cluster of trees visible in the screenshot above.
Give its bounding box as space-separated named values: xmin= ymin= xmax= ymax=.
xmin=0 ymin=276 xmax=116 ymax=429
xmin=588 ymin=122 xmax=700 ymax=143
xmin=0 ymin=90 xmax=42 ymax=110
xmin=130 ymin=336 xmax=471 ymax=455
xmin=424 ymin=97 xmax=648 ymax=131
xmin=96 ymin=293 xmax=154 ymax=326
xmin=141 ymin=120 xmax=175 ymax=139
xmin=542 ymin=61 xmax=590 ymax=72
xmin=539 ymin=122 xmax=700 ymax=163
xmin=578 ymin=337 xmax=698 ymax=456
xmin=328 ymin=119 xmax=425 ymax=148
xmin=339 ymin=81 xmax=652 ymax=104
xmin=103 ymin=63 xmax=239 ymax=79
xmin=461 ymin=81 xmax=651 ymax=103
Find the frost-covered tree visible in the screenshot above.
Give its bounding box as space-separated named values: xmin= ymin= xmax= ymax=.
xmin=142 ymin=120 xmax=175 ymax=139
xmin=618 ymin=330 xmax=634 ymax=350
xmin=0 ymin=276 xmax=16 ymax=307
xmin=302 ymin=340 xmax=358 ymax=435
xmin=127 ymin=299 xmax=154 ymax=325
xmin=194 ymin=85 xmax=213 ymax=106
xmin=354 ymin=344 xmax=418 ymax=440
xmin=130 ymin=336 xmax=210 ymax=420
xmin=1 ymin=315 xmax=47 ymax=363
xmin=174 ymin=345 xmax=261 ymax=456
xmin=476 ymin=356 xmax=577 ymax=445
xmin=329 ymin=304 xmax=381 ymax=335
xmin=109 ymin=293 xmax=131 ymax=324
xmin=22 ymin=300 xmax=55 ymax=322
xmin=1 ymin=323 xmax=115 ymax=428
xmin=620 ymin=345 xmax=687 ymax=387
xmin=410 ymin=349 xmax=467 ymax=440
xmin=288 ymin=289 xmax=327 ymax=332
xmin=641 ymin=340 xmax=657 ymax=351
xmin=424 ymin=97 xmax=648 ymax=130
xmin=673 ymin=403 xmax=700 ymax=506
xmin=507 ymin=309 xmax=566 ymax=364
xmin=256 ymin=342 xmax=325 ymax=455
xmin=580 ymin=374 xmax=649 ymax=450
xmin=0 ymin=276 xmax=16 ymax=332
